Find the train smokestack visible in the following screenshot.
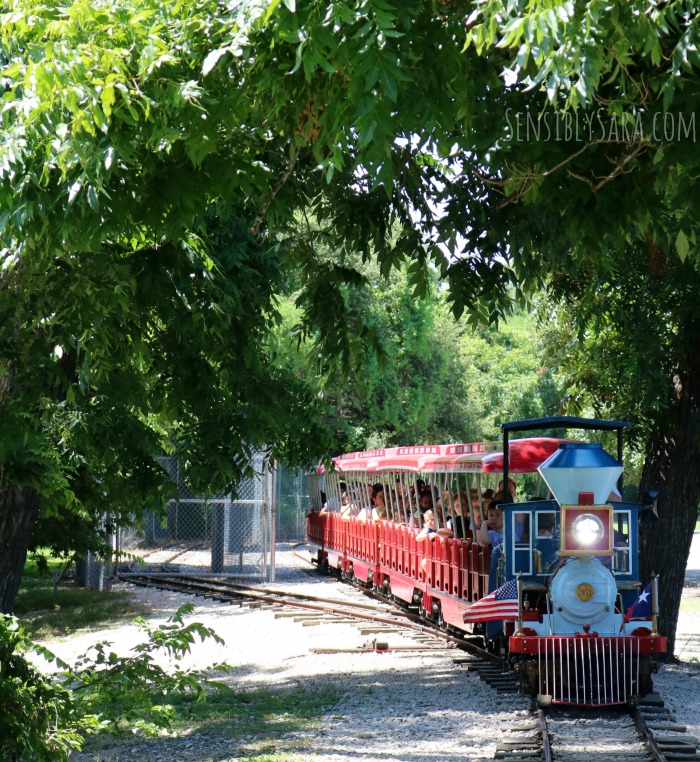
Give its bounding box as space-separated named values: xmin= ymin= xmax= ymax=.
xmin=537 ymin=442 xmax=622 ymax=505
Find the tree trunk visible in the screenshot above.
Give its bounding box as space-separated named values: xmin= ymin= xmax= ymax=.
xmin=638 ymin=369 xmax=700 ymax=658
xmin=0 ymin=484 xmax=41 ymax=614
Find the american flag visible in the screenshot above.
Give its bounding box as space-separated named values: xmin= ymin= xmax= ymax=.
xmin=624 ymin=581 xmax=653 ymax=622
xmin=463 ymin=579 xmax=519 ymax=623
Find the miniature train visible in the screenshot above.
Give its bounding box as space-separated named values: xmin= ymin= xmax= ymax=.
xmin=306 ymin=416 xmax=666 ymax=706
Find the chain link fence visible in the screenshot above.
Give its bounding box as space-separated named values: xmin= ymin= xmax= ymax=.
xmin=108 ymin=453 xmax=311 ymax=584
xmin=275 ymin=463 xmax=312 ymax=542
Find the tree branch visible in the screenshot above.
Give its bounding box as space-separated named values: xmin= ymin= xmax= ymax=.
xmin=250 ymin=148 xmax=300 ymax=235
xmin=473 ymin=138 xmax=652 ymax=206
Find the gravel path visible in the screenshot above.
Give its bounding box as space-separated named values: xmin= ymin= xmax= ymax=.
xmin=36 ymin=543 xmax=700 ymax=762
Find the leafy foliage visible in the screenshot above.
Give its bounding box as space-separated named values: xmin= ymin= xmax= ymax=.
xmin=4 ymin=0 xmax=700 ymax=332
xmin=274 ymin=258 xmax=560 ymax=453
xmin=0 ymin=616 xmax=88 ymax=761
xmin=462 ymin=0 xmax=700 ymax=266
xmin=536 ymin=244 xmax=700 ymax=446
xmin=62 ymin=603 xmax=231 ymax=737
xmin=0 ymin=206 xmax=336 ymax=590
xmin=0 ymin=604 xmax=230 ymax=761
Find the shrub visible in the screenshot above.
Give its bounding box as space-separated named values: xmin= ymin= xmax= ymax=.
xmin=0 ymin=604 xmax=230 ymax=761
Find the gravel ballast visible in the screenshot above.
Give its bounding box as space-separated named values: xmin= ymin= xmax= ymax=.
xmin=38 ymin=543 xmax=700 ymax=762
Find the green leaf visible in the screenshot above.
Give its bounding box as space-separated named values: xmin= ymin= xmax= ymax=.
xmin=675 ymin=229 xmax=689 ymax=262
xmin=380 ymin=69 xmax=398 ymax=102
xmin=86 ymin=186 xmax=99 ymax=211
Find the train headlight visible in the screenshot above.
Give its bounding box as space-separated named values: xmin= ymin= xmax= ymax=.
xmin=571 ymin=513 xmax=605 ymax=546
xmin=561 ymin=505 xmax=612 ymax=556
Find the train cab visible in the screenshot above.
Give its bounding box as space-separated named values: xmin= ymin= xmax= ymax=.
xmin=502 ymin=496 xmax=643 ymax=622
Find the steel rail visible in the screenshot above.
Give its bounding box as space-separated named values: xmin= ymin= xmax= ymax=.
xmin=628 ymin=705 xmax=668 ymax=762
xmin=123 ymin=572 xmax=507 ymax=666
xmin=537 ymin=707 xmax=552 ymax=762
xmin=123 ymin=571 xmax=396 ymax=614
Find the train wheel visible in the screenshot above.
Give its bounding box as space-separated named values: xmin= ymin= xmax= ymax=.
xmin=431 ymin=600 xmax=444 ymax=628
xmin=381 ymin=577 xmax=392 ymax=600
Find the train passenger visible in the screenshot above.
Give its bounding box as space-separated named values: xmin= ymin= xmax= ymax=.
xmin=409 ymin=478 xmax=425 ymax=505
xmin=393 ymin=480 xmax=409 ymax=522
xmin=481 ymin=488 xmax=495 ymax=514
xmin=340 ymin=491 xmax=359 ymax=519
xmin=447 ymin=491 xmax=470 ymax=538
xmin=365 ymin=483 xmax=374 ymax=508
xmin=468 ymin=488 xmax=483 ymax=532
xmin=498 ymin=478 xmax=517 ymax=500
xmin=595 ymin=488 xmax=629 ymax=566
xmin=371 ymin=484 xmax=388 ymax=521
xmin=476 ymin=501 xmax=525 ymax=549
xmin=416 ymin=510 xmax=453 ymax=541
xmin=418 ymin=489 xmax=434 ymax=514
xmin=353 ymin=485 xmax=374 ymax=522
xmin=435 ymin=489 xmax=450 ymax=519
xmin=321 ymin=481 xmax=348 ymax=513
xmin=396 ymin=490 xmax=413 ymax=523
xmin=416 ymin=509 xmax=437 ymax=540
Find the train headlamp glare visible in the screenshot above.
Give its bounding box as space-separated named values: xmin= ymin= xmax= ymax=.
xmin=572 ymin=514 xmax=604 ymax=546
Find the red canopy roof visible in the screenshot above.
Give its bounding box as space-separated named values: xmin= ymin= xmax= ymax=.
xmin=319 ymin=438 xmax=575 ymax=476
xmin=481 ymin=438 xmax=574 ymax=473
xmin=328 ymin=442 xmax=500 ymax=474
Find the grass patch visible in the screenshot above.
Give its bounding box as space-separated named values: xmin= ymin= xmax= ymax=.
xmin=680 ymin=595 xmax=700 ymax=614
xmin=83 ymin=683 xmax=339 ymax=756
xmin=15 ymin=552 xmax=148 ymax=639
xmin=168 ymin=684 xmax=338 ymax=735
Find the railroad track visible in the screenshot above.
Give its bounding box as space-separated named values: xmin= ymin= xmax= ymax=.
xmin=444 ymin=614 xmax=699 ymax=762
xmin=120 ymin=569 xmax=698 ymax=762
xmin=119 ymin=571 xmax=503 ymax=663
xmin=489 ymin=696 xmax=700 ymax=762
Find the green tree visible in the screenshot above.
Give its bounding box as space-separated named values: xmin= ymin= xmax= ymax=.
xmin=274 ymin=260 xmax=560 ymax=451
xmin=0 ymin=208 xmax=334 ymax=613
xmin=537 ymin=245 xmax=700 ymax=653
xmin=3 ymin=0 xmax=700 ymax=651
xmin=271 ymin=262 xmax=456 ymax=452
xmin=0 ymin=604 xmax=229 ymax=760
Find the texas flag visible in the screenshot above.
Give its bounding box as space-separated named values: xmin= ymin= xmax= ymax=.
xmin=624 ymin=581 xmax=653 ymax=622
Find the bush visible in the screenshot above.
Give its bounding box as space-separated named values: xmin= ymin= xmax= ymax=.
xmin=0 ymin=604 xmax=230 ymax=761
xmin=0 ymin=616 xmax=92 ymax=761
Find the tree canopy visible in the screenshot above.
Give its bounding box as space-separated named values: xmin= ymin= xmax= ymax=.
xmin=274 ymin=260 xmax=560 ymax=453
xmin=535 ymin=241 xmax=700 ymax=648
xmin=5 ymin=0 xmax=700 ymax=322
xmin=2 ymin=0 xmax=700 ymax=650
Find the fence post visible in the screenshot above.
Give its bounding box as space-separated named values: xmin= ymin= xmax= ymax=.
xmin=211 ymin=499 xmax=225 ymax=573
